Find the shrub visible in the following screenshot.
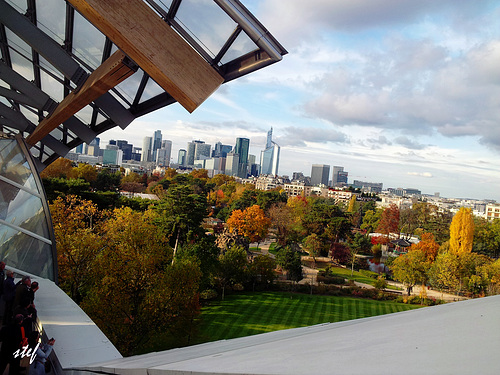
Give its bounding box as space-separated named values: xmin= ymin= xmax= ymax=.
xmin=200 ymin=289 xmax=218 ymax=300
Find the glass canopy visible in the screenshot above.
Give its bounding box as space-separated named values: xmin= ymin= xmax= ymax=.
xmin=0 ymin=0 xmax=287 ymax=170
xmin=0 ymin=132 xmax=57 ymax=280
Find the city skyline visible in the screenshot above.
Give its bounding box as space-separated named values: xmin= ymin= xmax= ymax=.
xmin=96 ymin=1 xmax=500 ymax=201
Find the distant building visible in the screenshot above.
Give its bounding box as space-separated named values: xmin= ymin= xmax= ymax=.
xmin=486 ymin=203 xmax=500 ymax=221
xmin=332 ymin=166 xmax=348 ymax=186
xmin=152 ymin=130 xmax=162 ymax=161
xmin=235 ymin=137 xmax=250 ymax=178
xmin=156 ymin=140 xmax=172 ymax=167
xmin=178 ymin=149 xmax=187 ymax=166
xmin=353 ymin=180 xmax=383 ymax=193
xmin=260 ymin=128 xmax=280 ymax=176
xmin=102 ymin=148 xmax=123 ymax=166
xmin=187 ymin=140 xmax=206 ymax=166
xmin=212 ymin=142 xmax=232 ymax=158
xmin=141 ymin=136 xmax=152 ymax=162
xmin=225 ymin=152 xmax=239 ymax=176
xmin=311 ymin=164 xmax=330 ymax=186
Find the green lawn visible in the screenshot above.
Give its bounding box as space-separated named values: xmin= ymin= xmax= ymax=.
xmin=325 ymin=267 xmax=401 ymax=290
xmin=192 ymin=291 xmax=420 ymax=345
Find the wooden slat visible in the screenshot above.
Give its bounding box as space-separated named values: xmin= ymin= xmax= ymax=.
xmin=26 ymin=50 xmax=135 ymax=146
xmin=67 ymin=0 xmax=224 ymax=113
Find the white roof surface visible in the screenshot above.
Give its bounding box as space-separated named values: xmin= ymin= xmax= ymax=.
xmin=76 ymin=295 xmax=500 ymax=375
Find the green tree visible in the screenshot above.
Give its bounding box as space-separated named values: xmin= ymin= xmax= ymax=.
xmin=248 ymin=254 xmax=277 ymax=290
xmin=303 ymin=233 xmax=323 ymax=262
xmin=276 ymin=246 xmax=303 ymax=282
xmin=81 ymin=208 xmax=201 ymax=355
xmin=391 ymin=249 xmax=430 ymax=294
xmin=216 ymin=246 xmax=248 ymax=299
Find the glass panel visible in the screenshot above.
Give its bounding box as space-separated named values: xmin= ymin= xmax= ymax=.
xmin=6 ymin=30 xmax=35 ymax=82
xmin=75 ymin=105 xmax=93 ymax=125
xmin=175 ymin=0 xmax=237 ymax=58
xmin=150 ymin=0 xmax=173 ymax=14
xmin=36 ymin=0 xmax=66 ymax=43
xmin=95 ymin=112 xmax=109 ymax=126
xmin=0 ymin=139 xmax=38 ymax=191
xmin=73 ymin=12 xmax=106 ymax=69
xmin=40 ymin=69 xmax=64 ymax=102
xmin=0 ymin=229 xmax=53 ymax=280
xmin=0 ymin=181 xmax=49 ymax=238
xmin=20 ymin=107 xmax=39 ymax=126
xmin=140 ymin=77 xmax=164 ymax=103
xmin=5 ymin=0 xmax=26 ymax=12
xmin=114 ymin=70 xmax=143 ymax=104
xmin=49 ymin=127 xmax=62 ymax=141
xmin=220 ymin=32 xmax=256 ymax=65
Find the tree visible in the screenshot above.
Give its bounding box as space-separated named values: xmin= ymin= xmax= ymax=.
xmin=40 ymin=157 xmax=73 ymax=178
xmin=449 ymin=207 xmax=474 ymax=255
xmin=248 ymin=254 xmax=277 ymax=290
xmin=81 ymin=207 xmax=202 ymax=355
xmin=390 ymin=249 xmax=430 ymax=295
xmin=360 ymin=209 xmax=382 ymax=233
xmin=303 ymin=233 xmax=323 ymax=262
xmin=216 ymin=246 xmax=248 ymax=299
xmin=409 ymin=232 xmax=439 ymax=262
xmin=50 ymin=195 xmax=105 ymax=303
xmin=376 ymin=204 xmax=400 ymax=242
xmin=155 ymin=184 xmax=208 ymax=259
xmin=226 ymin=205 xmax=271 ymax=248
xmin=276 ymin=246 xmax=303 ymax=282
xmin=348 ymin=233 xmax=372 ymax=275
xmin=69 ymin=163 xmax=98 ymax=182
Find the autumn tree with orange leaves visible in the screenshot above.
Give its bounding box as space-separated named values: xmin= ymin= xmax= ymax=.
xmin=227 ymin=204 xmax=271 ymax=249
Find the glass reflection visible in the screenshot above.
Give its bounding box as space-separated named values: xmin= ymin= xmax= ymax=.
xmin=220 ymin=32 xmax=256 ymax=65
xmin=176 ymin=0 xmax=237 ymax=58
xmin=73 ymin=12 xmax=105 ymax=69
xmin=36 ymin=0 xmax=66 ymax=43
xmin=140 ymin=77 xmax=164 ymax=103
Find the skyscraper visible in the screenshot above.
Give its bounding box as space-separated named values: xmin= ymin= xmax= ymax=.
xmin=235 ymin=137 xmax=250 ymax=177
xmin=225 ymin=152 xmax=239 ymax=176
xmin=156 ymin=140 xmax=172 ymax=167
xmin=311 ymin=164 xmax=330 ymax=186
xmin=178 ymin=149 xmax=187 ymax=166
xmin=141 ymin=136 xmax=153 ymax=162
xmin=332 ymin=166 xmax=348 ymax=186
xmin=186 ymin=140 xmax=206 ymax=166
xmin=212 ymin=142 xmax=232 ymax=158
xmin=152 ymin=130 xmax=162 ymax=161
xmin=259 ymin=128 xmax=280 ymax=176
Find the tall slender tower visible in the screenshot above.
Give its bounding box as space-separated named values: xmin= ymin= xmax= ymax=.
xmin=141 ymin=136 xmax=153 ymax=162
xmin=259 ymin=128 xmax=280 ymax=176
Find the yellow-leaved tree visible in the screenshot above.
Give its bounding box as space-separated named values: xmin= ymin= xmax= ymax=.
xmin=227 ymin=204 xmax=271 ymax=249
xmin=449 ymin=207 xmax=474 ymax=255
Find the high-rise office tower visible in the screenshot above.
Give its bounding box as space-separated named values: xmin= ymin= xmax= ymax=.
xmin=195 ymin=142 xmax=211 ymax=161
xmin=311 ymin=164 xmax=330 ymax=186
xmin=116 ymin=140 xmax=133 ymax=161
xmin=213 ymin=142 xmax=232 ymax=158
xmin=141 ymin=136 xmax=153 ymax=162
xmin=152 ymin=130 xmax=162 ymax=161
xmin=156 ymin=140 xmax=172 ymax=167
xmin=235 ymin=137 xmax=250 ymax=178
xmin=259 ymin=128 xmax=280 ymax=176
xmin=332 ymin=166 xmax=348 ymax=186
xmin=186 ymin=140 xmax=205 ymax=165
xmin=178 ymin=149 xmax=187 ymax=166
xmin=225 ymin=152 xmax=239 ymax=176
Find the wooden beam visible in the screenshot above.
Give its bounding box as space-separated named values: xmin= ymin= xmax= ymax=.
xmin=67 ymin=0 xmax=224 ymax=113
xmin=26 ymin=50 xmax=135 ymax=146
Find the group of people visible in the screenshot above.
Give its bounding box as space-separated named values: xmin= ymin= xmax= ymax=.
xmin=0 ymin=262 xmax=55 ymax=375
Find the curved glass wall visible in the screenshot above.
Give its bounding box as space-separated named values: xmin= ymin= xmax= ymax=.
xmin=0 ymin=133 xmax=57 ymax=281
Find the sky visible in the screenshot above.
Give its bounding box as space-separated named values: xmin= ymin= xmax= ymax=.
xmin=99 ymin=0 xmax=500 ymax=202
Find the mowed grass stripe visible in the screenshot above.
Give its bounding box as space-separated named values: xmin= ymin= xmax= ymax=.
xmin=195 ymin=292 xmax=421 ymax=345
